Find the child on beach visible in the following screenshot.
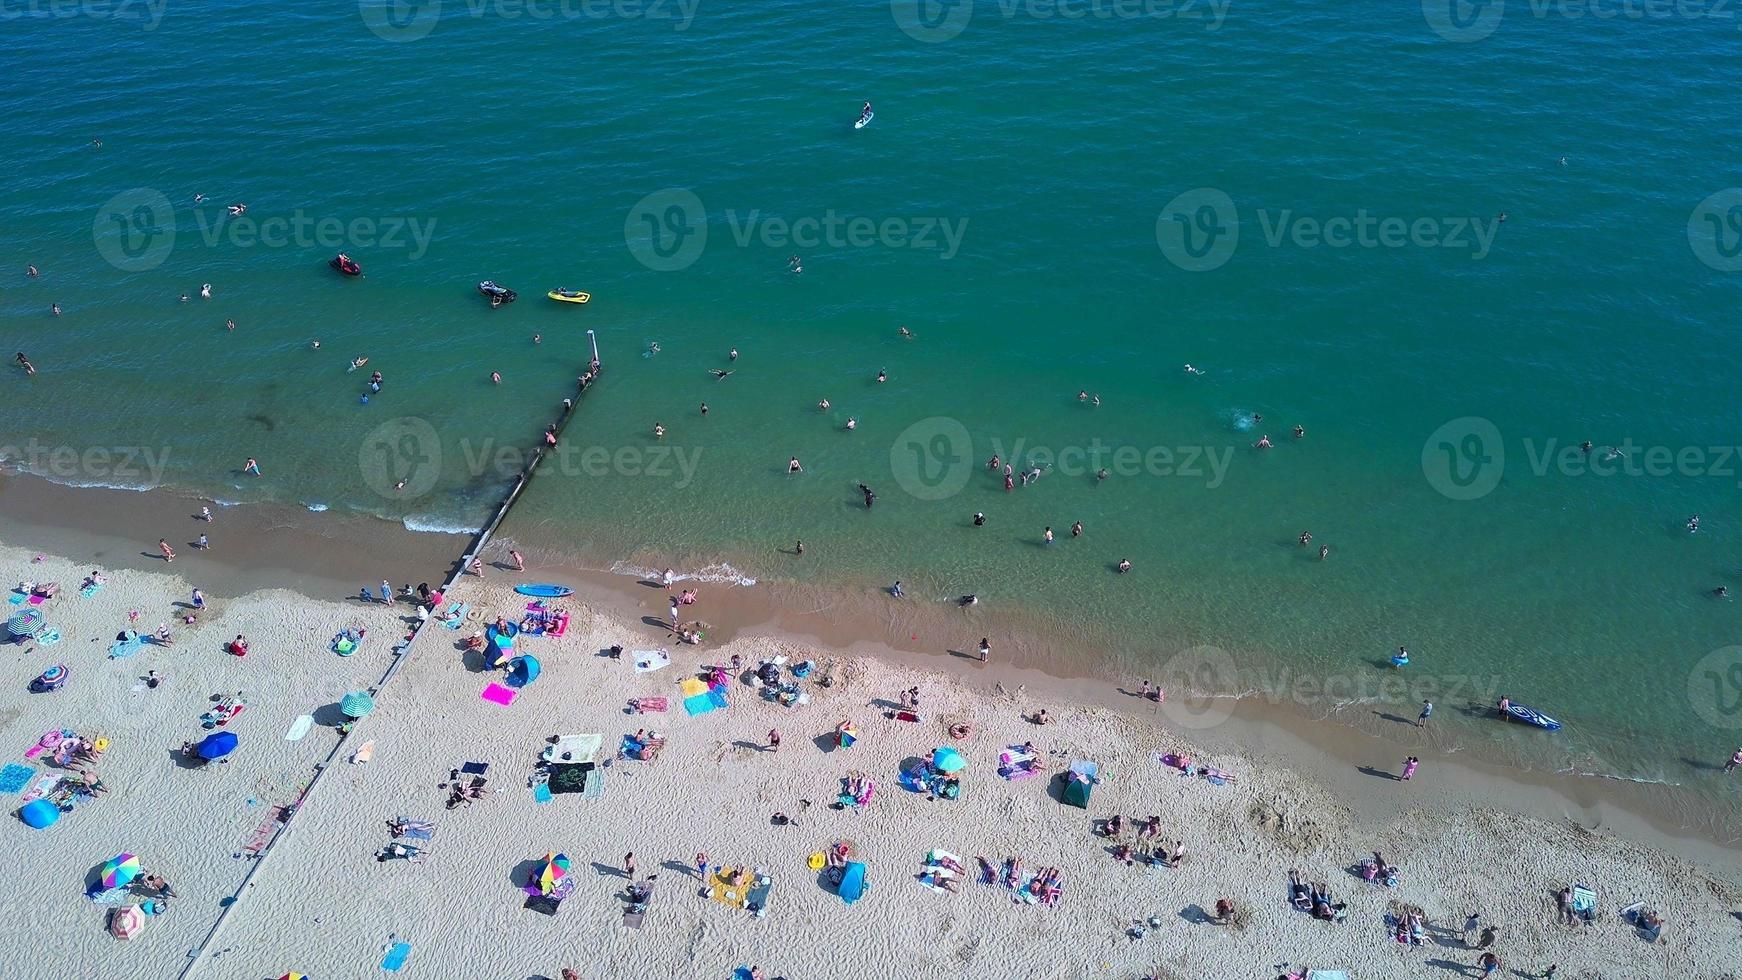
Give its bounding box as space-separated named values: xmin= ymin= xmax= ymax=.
xmin=158 ymin=539 xmax=175 ymax=563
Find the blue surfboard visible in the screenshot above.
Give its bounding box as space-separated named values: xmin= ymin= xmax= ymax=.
xmin=514 ymin=584 xmax=572 ymax=598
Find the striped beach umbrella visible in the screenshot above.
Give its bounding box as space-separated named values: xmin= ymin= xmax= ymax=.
xmin=276 ymin=974 xmax=307 ymax=980
xmin=100 ymin=853 xmax=141 ymax=889
xmin=537 ymin=852 xmax=570 ymax=895
xmin=340 ymin=690 xmax=375 ymax=719
xmin=109 ymin=905 xmax=145 ymax=940
xmin=5 ymin=609 xmax=44 ymax=640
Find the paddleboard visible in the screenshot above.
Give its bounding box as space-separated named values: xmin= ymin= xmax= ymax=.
xmin=514 ymin=584 xmax=573 ymax=598
xmin=284 ymin=714 xmax=314 ymax=741
xmin=855 ymin=111 xmax=874 ymax=130
xmin=1505 ymin=703 xmax=1562 ymax=731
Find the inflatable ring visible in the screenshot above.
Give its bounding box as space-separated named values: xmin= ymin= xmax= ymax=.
xmin=806 ymin=852 xmax=826 ymax=871
xmin=93 ymin=736 xmax=109 ymax=752
xmin=949 ymin=724 xmax=970 ymax=740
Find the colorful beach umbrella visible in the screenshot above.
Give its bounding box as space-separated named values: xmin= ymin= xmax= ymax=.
xmin=109 ymin=905 xmax=145 ymax=940
xmin=276 ymin=974 xmax=307 ymax=980
xmin=101 ymin=853 xmax=141 ymax=889
xmin=537 ymin=852 xmax=571 ymax=895
xmin=195 ymin=730 xmax=238 ymax=760
xmin=931 ymin=746 xmax=967 ymax=773
xmin=5 ymin=609 xmax=44 ymax=640
xmin=340 ymin=690 xmax=376 ymax=718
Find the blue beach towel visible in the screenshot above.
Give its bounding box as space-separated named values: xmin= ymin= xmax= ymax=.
xmin=683 ymin=693 xmax=717 ymax=716
xmin=584 ymin=766 xmax=604 ymax=799
xmin=381 ymin=941 xmax=411 ymax=972
xmin=6 ymin=593 xmax=23 ymax=606
xmin=108 ymin=636 xmax=145 ymax=659
xmin=0 ymin=763 xmax=34 ymax=794
xmin=37 ymin=629 xmax=61 ymax=646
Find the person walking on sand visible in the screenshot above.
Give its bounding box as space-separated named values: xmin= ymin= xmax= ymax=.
xmin=978 ymin=637 xmax=990 ymax=662
xmin=379 ymin=580 xmax=393 ymax=605
xmin=669 ymin=597 xmax=680 ymax=629
xmin=662 ymin=568 xmax=675 ymax=589
xmin=694 ymin=852 xmax=708 ymax=879
xmin=509 ymin=549 xmax=524 ymax=571
xmin=1477 ymin=952 xmax=1500 ymax=977
xmin=1462 ymin=912 xmax=1481 ymax=945
xmin=191 ymin=589 xmax=205 ymax=611
xmin=1725 ymin=746 xmax=1742 ymax=773
xmin=158 ymin=539 xmax=176 ymax=563
xmin=767 ymin=728 xmax=781 ymax=753
xmin=1417 ymin=700 xmax=1433 ymax=727
xmin=623 ymin=852 xmax=636 ymax=879
xmin=196 ymin=533 xmax=208 ymax=551
xmin=469 ymin=557 xmax=484 ymax=577
xmin=200 ymin=505 xmax=212 ymax=523
xmin=1401 ymin=756 xmax=1419 ymax=781
xmin=1478 ymin=924 xmax=1497 ymax=948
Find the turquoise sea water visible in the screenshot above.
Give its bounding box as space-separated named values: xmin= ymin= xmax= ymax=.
xmin=6 ymin=2 xmax=1742 ymax=815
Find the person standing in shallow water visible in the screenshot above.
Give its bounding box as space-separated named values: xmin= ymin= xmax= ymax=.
xmin=978 ymin=638 xmax=990 ymax=661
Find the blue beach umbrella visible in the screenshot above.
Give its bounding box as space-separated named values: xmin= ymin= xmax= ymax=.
xmin=195 ymin=731 xmax=238 ymax=760
xmin=931 ymin=746 xmax=967 ymax=774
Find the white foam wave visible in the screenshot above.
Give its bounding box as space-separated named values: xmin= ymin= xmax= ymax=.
xmin=304 ymin=502 xmax=330 ymax=513
xmin=401 ymin=514 xmax=480 ymax=536
xmin=608 ymin=560 xmax=757 ymax=587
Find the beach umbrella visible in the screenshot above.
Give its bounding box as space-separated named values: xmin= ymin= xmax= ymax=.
xmin=31 ymin=663 xmax=69 ymax=692
xmin=6 ymin=609 xmax=44 ymax=640
xmin=276 ymin=974 xmax=307 ymax=980
xmin=340 ymin=690 xmax=376 ymax=719
xmin=18 ymin=798 xmax=59 ymax=829
xmin=109 ymin=905 xmax=145 ymax=940
xmin=100 ymin=853 xmax=141 ymax=889
xmin=931 ymin=746 xmax=967 ymax=773
xmin=536 ymin=852 xmax=571 ymax=895
xmin=195 ymin=731 xmax=238 ymax=760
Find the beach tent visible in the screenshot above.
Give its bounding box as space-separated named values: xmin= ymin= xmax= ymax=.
xmin=340 ymin=690 xmax=376 ymax=719
xmin=505 ymin=655 xmax=541 ymax=689
xmin=838 ymin=861 xmax=867 ymax=904
xmin=195 ymin=731 xmax=239 ymax=760
xmin=1061 ymin=760 xmax=1097 ymax=809
xmin=18 ymin=798 xmax=59 ymax=829
xmin=931 ymin=746 xmax=967 ymax=773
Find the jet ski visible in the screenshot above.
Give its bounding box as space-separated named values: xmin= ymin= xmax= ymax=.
xmin=547 ymin=288 xmax=591 ymax=305
xmin=330 ymin=254 xmax=362 ymax=276
xmin=1502 ymin=702 xmax=1562 ymax=731
xmin=477 ymin=280 xmax=518 ymax=307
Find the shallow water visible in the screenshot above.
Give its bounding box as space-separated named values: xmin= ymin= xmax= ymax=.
xmin=6 ymin=2 xmax=1742 ymax=814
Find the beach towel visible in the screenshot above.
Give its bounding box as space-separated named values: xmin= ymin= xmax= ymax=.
xmin=0 ymin=764 xmax=34 ymax=795
xmin=240 ymin=806 xmax=287 ymax=856
xmin=533 ymin=782 xmax=552 ymax=804
xmin=80 ymin=583 xmax=101 ymax=598
xmin=481 ymin=683 xmax=516 ymax=706
xmin=708 ymin=870 xmax=750 ymax=909
xmin=6 ymin=593 xmax=22 ymax=605
xmin=633 ymin=649 xmax=671 ymax=673
xmin=583 ymin=765 xmax=604 ymax=799
xmin=679 ymin=677 xmax=708 ymax=698
xmin=395 ymin=819 xmax=435 ymax=841
xmin=380 ymin=941 xmax=411 ymax=972
xmin=683 ymin=693 xmax=719 ymax=716
xmin=108 ymin=636 xmax=145 ymax=659
xmin=542 ymin=734 xmax=603 ymax=765
xmin=37 ymin=629 xmax=61 ymax=646
xmin=1572 ymin=885 xmax=1597 ymax=915
xmin=631 ymin=696 xmax=668 ymax=713
xmin=746 ymin=875 xmax=772 ymax=913
xmin=1306 ymin=972 xmax=1351 ymax=980
xmin=441 ymin=604 xmax=469 ymax=629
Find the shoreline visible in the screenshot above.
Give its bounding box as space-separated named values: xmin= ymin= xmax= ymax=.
xmin=4 ymin=470 xmax=1739 ymax=875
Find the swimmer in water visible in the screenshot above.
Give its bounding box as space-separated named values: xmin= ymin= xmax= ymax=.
xmin=1688 ymin=515 xmax=1701 ymax=533
xmin=491 ymin=372 xmax=501 ymax=384
xmin=1580 ymin=440 xmax=1593 ymax=455
xmin=1096 ymin=468 xmax=1109 ymax=483
xmin=788 ymin=456 xmax=802 ymax=474
xmin=15 ymin=352 xmax=36 ymax=375
xmin=845 ymin=417 xmax=857 ymax=431
xmin=876 ymin=369 xmax=887 ymax=383
xmin=26 ymin=265 xmax=38 ymax=278
xmin=646 ymin=342 xmax=661 ymax=356
xmin=1078 ymin=390 xmax=1088 ymax=402
xmin=858 ymin=483 xmax=876 ymax=509
xmin=349 ymin=357 xmax=367 ymax=372
xmin=1715 ymin=586 xmax=1730 ymax=598
xmin=1251 ymin=413 xmax=1263 ymax=423
xmin=710 ymin=369 xmax=734 ymax=380
xmin=729 ymin=347 xmax=739 ymax=361
xmin=193 ymin=194 xmax=205 ymax=204
xmin=899 ymin=325 xmax=913 ymax=339
xmin=973 ymin=512 xmax=986 ymax=527
xmin=1091 ymin=394 xmax=1101 ymax=407
xmin=533 ymin=334 xmax=541 ymax=345
xmin=1293 ymin=425 xmax=1304 ymax=439
xmin=179 ymin=293 xmax=188 ymax=303
xmin=311 ymin=340 xmax=320 ymax=349
xmin=1071 ymin=521 xmax=1083 ymax=537
xmin=788 ymin=255 xmax=802 ymax=274
xmin=654 ymin=423 xmax=665 ymax=439
xmin=50 ymin=303 xmax=61 ymax=316
xmin=1184 ymin=364 xmax=1204 ymax=375
xmin=1299 ymin=531 xmax=1312 ymax=546
xmin=1117 ymin=559 xmax=1131 ymax=573
xmin=200 ymin=283 xmax=212 ymax=300
xmin=228 ymin=203 xmax=246 ymax=216
xmin=225 ymin=319 xmax=235 ymax=331
xmin=818 ymin=398 xmax=831 ymax=412
xmin=700 ymin=402 xmax=709 ymax=416
xmin=1254 ymin=434 xmax=1272 ymax=449
xmin=244 ymin=457 xmax=261 ymax=476
xmin=986 ymin=455 xmax=1000 ymax=471
xmin=1318 ymin=544 xmax=1330 ymax=561
xmin=1497 ymin=212 xmax=1507 ymax=223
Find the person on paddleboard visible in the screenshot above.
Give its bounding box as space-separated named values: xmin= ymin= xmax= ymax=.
xmin=861 ymin=102 xmax=872 ymax=119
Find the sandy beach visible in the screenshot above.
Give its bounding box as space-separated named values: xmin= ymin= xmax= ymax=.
xmin=2 ymin=510 xmax=1740 ymax=980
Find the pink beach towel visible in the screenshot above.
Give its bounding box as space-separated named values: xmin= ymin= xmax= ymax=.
xmin=481 ymin=683 xmax=517 ymax=706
